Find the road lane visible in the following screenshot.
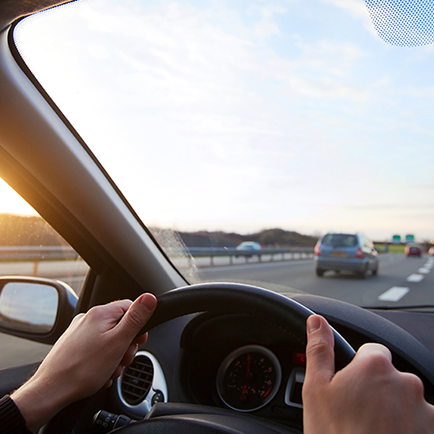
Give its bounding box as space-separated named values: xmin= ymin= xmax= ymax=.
xmin=198 ymin=254 xmax=434 ymax=308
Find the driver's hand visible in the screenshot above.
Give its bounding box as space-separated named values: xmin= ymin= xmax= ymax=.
xmin=303 ymin=315 xmax=434 ymax=434
xmin=11 ymin=293 xmax=157 ymax=433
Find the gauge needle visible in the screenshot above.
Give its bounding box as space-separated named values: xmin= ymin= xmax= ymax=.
xmin=263 ymin=385 xmax=272 ymax=398
xmin=246 ymin=353 xmax=252 ymax=380
xmin=241 ymin=385 xmax=248 ymax=402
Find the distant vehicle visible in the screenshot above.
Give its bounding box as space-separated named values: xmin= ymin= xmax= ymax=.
xmin=405 ymin=243 xmax=422 ymax=258
xmin=314 ymin=233 xmax=379 ymax=278
xmin=235 ymin=241 xmax=261 ymax=257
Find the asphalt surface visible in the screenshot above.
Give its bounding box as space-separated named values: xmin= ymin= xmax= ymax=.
xmin=198 ymin=253 xmax=434 ymax=308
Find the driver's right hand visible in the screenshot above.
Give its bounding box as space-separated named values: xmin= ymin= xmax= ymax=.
xmin=303 ymin=315 xmax=434 ymax=434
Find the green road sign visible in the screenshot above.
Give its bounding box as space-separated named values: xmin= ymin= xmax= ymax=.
xmin=392 ymin=235 xmax=401 ymax=244
xmin=405 ymin=234 xmax=415 ymax=243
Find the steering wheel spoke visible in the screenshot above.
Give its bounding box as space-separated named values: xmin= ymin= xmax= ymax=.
xmin=123 ymin=282 xmax=355 ymax=433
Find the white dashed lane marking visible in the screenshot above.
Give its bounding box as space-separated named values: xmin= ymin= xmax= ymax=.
xmin=407 ymin=274 xmax=424 ymax=282
xmin=378 ymin=258 xmax=433 ymax=302
xmin=378 ymin=287 xmax=410 ymax=302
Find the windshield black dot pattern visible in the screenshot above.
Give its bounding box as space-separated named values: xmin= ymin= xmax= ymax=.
xmin=365 ymin=0 xmax=434 ymax=47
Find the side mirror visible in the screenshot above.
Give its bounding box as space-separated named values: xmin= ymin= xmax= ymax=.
xmin=0 ymin=276 xmax=78 ymax=344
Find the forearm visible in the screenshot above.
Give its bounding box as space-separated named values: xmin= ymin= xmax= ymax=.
xmin=11 ymin=370 xmax=73 ymax=433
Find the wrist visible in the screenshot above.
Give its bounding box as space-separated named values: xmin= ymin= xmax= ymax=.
xmin=11 ymin=373 xmax=73 ymax=433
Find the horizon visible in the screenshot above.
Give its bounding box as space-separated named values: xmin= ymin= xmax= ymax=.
xmin=0 ymin=205 xmax=425 ymax=244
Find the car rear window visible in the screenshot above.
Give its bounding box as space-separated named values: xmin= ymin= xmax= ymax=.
xmin=322 ymin=234 xmax=358 ymax=248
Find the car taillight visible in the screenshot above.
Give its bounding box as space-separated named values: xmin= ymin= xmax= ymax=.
xmin=355 ymin=247 xmax=363 ymax=258
xmin=314 ymin=244 xmax=321 ymax=256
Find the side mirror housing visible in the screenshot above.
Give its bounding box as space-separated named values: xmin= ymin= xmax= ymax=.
xmin=0 ymin=276 xmax=77 ymax=344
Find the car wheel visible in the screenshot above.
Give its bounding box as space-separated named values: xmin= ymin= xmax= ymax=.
xmin=316 ymin=268 xmax=324 ymax=277
xmin=359 ymin=265 xmax=368 ymax=279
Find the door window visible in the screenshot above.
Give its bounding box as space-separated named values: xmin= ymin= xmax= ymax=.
xmin=0 ymin=177 xmax=89 ymax=368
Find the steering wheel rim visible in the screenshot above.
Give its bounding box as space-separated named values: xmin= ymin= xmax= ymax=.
xmin=121 ymin=283 xmax=356 ymax=433
xmin=140 ymin=282 xmax=355 ymax=372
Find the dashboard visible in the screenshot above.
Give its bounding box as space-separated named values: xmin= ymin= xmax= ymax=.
xmin=88 ymin=292 xmax=434 ymax=433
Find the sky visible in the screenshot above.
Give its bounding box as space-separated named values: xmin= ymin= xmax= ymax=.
xmin=4 ymin=0 xmax=434 ymax=242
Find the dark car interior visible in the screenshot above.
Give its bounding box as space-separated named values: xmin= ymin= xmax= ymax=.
xmin=2 ymin=1 xmax=434 ymax=433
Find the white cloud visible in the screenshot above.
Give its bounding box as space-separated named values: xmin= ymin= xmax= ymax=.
xmin=320 ymin=0 xmax=379 ymax=39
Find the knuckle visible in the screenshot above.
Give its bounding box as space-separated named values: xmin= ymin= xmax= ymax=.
xmin=306 ymin=336 xmax=330 ymax=359
xmin=71 ymin=313 xmax=85 ymax=323
xmin=87 ymin=305 xmax=104 ymax=317
xmin=361 ymin=351 xmax=392 ymax=376
xmin=124 ymin=308 xmax=145 ymax=330
xmin=402 ymin=373 xmax=425 ymax=396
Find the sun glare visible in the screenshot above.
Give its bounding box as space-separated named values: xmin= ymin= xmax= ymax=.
xmin=0 ymin=178 xmax=37 ymax=216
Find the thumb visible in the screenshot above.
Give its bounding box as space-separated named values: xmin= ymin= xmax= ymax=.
xmin=116 ymin=293 xmax=157 ymax=341
xmin=305 ymin=315 xmax=335 ymax=384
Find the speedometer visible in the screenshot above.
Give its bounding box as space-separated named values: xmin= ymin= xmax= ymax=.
xmin=216 ymin=345 xmax=282 ymax=412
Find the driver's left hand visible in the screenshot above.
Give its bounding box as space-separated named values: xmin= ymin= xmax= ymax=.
xmin=11 ymin=293 xmax=157 ymax=433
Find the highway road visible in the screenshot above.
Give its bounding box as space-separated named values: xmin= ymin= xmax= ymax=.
xmin=198 ymin=253 xmax=434 ymax=308
xmin=1 ymin=253 xmax=434 ymax=369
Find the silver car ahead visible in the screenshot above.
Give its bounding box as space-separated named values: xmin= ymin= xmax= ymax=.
xmin=314 ymin=233 xmax=379 ymax=278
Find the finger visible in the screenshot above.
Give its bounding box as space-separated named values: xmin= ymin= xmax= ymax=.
xmin=116 ymin=293 xmax=157 ymax=341
xmin=305 ymin=315 xmax=335 ymax=383
xmin=111 ymin=365 xmax=123 ymax=380
xmin=399 ymin=372 xmax=425 ymax=400
xmin=85 ymin=300 xmax=134 ymax=332
xmin=355 ymin=343 xmax=392 ymax=362
xmin=107 ymin=299 xmax=134 ymax=319
xmin=134 ymin=332 xmax=148 ymax=346
xmin=120 ymin=343 xmax=139 ymax=367
xmin=348 ymin=343 xmax=394 ymax=379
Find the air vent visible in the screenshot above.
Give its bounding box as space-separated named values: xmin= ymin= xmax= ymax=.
xmin=121 ymin=354 xmax=154 ymax=405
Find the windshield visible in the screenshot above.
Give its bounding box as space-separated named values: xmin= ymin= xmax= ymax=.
xmin=322 ymin=235 xmax=358 ymax=248
xmin=12 ymin=0 xmax=434 ymax=309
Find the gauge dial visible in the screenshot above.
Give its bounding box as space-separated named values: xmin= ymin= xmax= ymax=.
xmin=216 ymin=345 xmax=282 ymax=412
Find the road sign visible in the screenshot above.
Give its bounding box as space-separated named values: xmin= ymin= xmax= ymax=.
xmin=392 ymin=235 xmax=401 ymax=244
xmin=405 ymin=234 xmax=415 ymax=243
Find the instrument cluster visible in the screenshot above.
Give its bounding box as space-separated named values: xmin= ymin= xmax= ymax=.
xmin=178 ymin=312 xmax=307 ymax=425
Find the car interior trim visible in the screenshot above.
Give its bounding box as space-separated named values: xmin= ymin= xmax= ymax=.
xmin=284 ymin=368 xmax=305 ymax=409
xmin=117 ymin=351 xmax=168 ymax=417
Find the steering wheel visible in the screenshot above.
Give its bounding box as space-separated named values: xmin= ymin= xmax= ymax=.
xmin=122 ymin=282 xmax=355 ymax=433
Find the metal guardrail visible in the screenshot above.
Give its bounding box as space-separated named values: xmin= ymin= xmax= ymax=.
xmin=0 ymin=246 xmax=314 ymax=270
xmin=0 ymin=246 xmax=80 ymax=275
xmin=187 ymin=247 xmax=315 ymax=266
xmin=0 ymin=246 xmax=78 ymax=260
